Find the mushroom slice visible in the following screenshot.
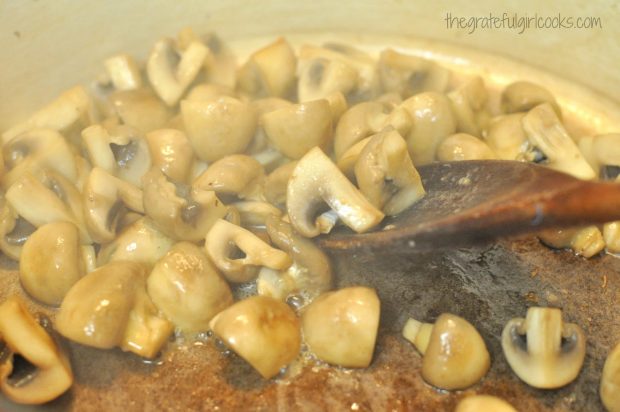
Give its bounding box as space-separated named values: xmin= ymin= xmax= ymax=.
xmin=232 ymin=201 xmax=282 ymax=227
xmin=264 ymin=161 xmax=297 ymax=208
xmin=2 ymin=128 xmax=77 ymax=189
xmin=400 ymin=92 xmax=457 ymax=165
xmin=484 ymin=113 xmax=528 ymax=160
xmin=201 ymin=32 xmax=238 ymax=89
xmin=193 ymin=154 xmax=265 ymax=201
xmin=82 ymin=124 xmax=151 ymax=188
xmin=209 ymin=296 xmax=301 ymax=379
xmin=147 ymin=37 xmax=209 ymax=106
xmin=502 ymin=81 xmax=561 ymax=117
xmin=262 ymin=99 xmax=333 ymax=159
xmin=377 ymin=48 xmax=450 ymax=98
xmin=142 ymin=167 xmax=228 ymax=241
xmin=0 ymin=199 xmax=28 ymax=260
xmin=0 ymin=296 xmax=73 ymax=404
xmin=97 ymin=218 xmax=174 ymax=268
xmin=538 ymin=226 xmax=604 ymax=258
xmin=603 ymin=220 xmax=620 ymax=254
xmin=334 ymin=101 xmax=412 ymax=160
xmin=238 ymin=37 xmax=297 ymax=99
xmin=6 ymin=171 xmax=91 ymax=243
xmin=186 ymin=83 xmax=236 ymax=102
xmin=104 ymin=54 xmax=143 ymax=91
xmin=56 ymin=261 xmax=173 ymax=358
xmin=108 ymin=88 xmax=173 ymax=133
xmin=298 ymin=44 xmax=379 ymax=102
xmin=287 ymin=147 xmax=384 ymax=237
xmin=455 ymin=395 xmax=517 ymax=412
xmin=436 ymin=133 xmax=497 ymax=162
xmin=447 ymin=76 xmax=488 ymax=137
xmin=501 ymin=307 xmax=586 ymax=389
xmin=601 ymin=342 xmax=620 ymax=412
xmin=146 ymin=128 xmax=195 ymax=183
xmin=403 ymin=313 xmax=490 ymax=390
xmin=354 ymin=130 xmax=426 ymax=215
xmin=301 ymin=286 xmax=379 ymax=368
xmin=257 ymin=215 xmax=332 ymax=303
xmin=578 ymin=133 xmax=620 ymax=178
xmin=181 ymin=97 xmax=258 ymax=162
xmin=205 ymin=219 xmax=292 ymax=283
xmin=20 ymin=222 xmax=89 ymax=306
xmin=2 ymin=86 xmax=93 ymax=144
xmin=83 ymin=167 xmax=143 ymax=243
xmin=147 ymin=242 xmax=233 ymax=334
xmin=521 ymin=103 xmax=595 ymax=180
xmin=297 ymin=56 xmax=358 ymax=102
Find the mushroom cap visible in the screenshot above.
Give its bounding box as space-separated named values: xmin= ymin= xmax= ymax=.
xmin=501 ymin=307 xmax=586 ymax=389
xmin=19 ymin=222 xmax=86 ymax=306
xmin=455 ymin=395 xmax=517 ymax=412
xmin=301 ymin=286 xmax=380 ymax=368
xmin=421 ymin=313 xmax=490 ymax=390
xmin=209 ymin=295 xmax=301 ymax=379
xmin=601 ymin=342 xmax=620 ymax=412
xmin=147 ymin=242 xmax=233 ymax=333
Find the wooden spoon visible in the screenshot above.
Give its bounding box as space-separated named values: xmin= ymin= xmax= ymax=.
xmin=319 ymin=160 xmax=620 ymax=252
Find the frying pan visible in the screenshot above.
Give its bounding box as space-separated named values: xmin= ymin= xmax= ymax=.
xmin=1 ymin=1 xmax=619 ymax=410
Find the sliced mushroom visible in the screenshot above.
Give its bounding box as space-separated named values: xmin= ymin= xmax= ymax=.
xmin=181 ymin=97 xmax=258 ymax=162
xmin=262 ymin=99 xmax=333 ymax=159
xmin=205 ymin=219 xmax=292 ymax=283
xmin=403 ymin=314 xmax=490 ymax=390
xmin=20 ymin=222 xmax=89 ymax=306
xmin=578 ymin=133 xmax=620 ymax=178
xmin=142 ymin=167 xmax=228 ymax=241
xmin=484 ymin=113 xmax=528 ymax=160
xmin=257 ymin=215 xmax=332 ymax=302
xmin=333 ymin=101 xmax=412 ymax=160
xmin=81 ymin=124 xmax=151 ymax=188
xmin=2 ymin=86 xmax=93 ymax=144
xmin=502 ymin=81 xmax=561 ymax=117
xmin=232 ymin=201 xmax=282 ymax=227
xmin=502 ymin=307 xmax=586 ymax=389
xmin=600 ymin=342 xmax=620 ymax=412
xmin=400 ymin=92 xmax=457 ymax=165
xmin=301 ymin=286 xmax=379 ymax=368
xmin=186 ymin=83 xmax=236 ymax=102
xmin=0 ymin=199 xmax=29 ymax=260
xmin=104 ymin=53 xmax=143 ymax=91
xmin=455 ymin=395 xmax=517 ymax=412
xmin=147 ymin=37 xmax=209 ymax=106
xmin=603 ymin=221 xmax=620 ymax=254
xmin=377 ymin=48 xmax=450 ymax=98
xmin=202 ymin=32 xmax=238 ymax=89
xmin=193 ymin=154 xmax=265 ymax=200
xmin=287 ymin=147 xmax=384 ymax=237
xmin=354 ymin=130 xmax=426 ymax=215
xmin=108 ymin=88 xmax=173 ymax=133
xmin=448 ymin=76 xmax=488 ymax=137
xmin=264 ymin=161 xmax=297 ymax=208
xmin=0 ymin=296 xmax=73 ymax=404
xmin=538 ymin=226 xmax=605 ymax=258
xmin=82 ymin=167 xmax=144 ymax=243
xmin=6 ymin=171 xmax=91 ymax=243
xmin=436 ymin=133 xmax=496 ymax=161
xmin=297 ymin=56 xmax=358 ymax=102
xmin=297 ymin=44 xmax=378 ymax=103
xmin=147 ymin=242 xmax=233 ymax=334
xmin=56 ymin=261 xmax=173 ymax=358
xmin=146 ymin=128 xmax=195 ymax=183
xmin=2 ymin=128 xmax=78 ymax=189
xmin=97 ymin=218 xmax=174 ymax=268
xmin=237 ymin=37 xmax=297 ymax=99
xmin=209 ymin=295 xmax=301 ymax=379
xmin=521 ymin=103 xmax=595 ymax=180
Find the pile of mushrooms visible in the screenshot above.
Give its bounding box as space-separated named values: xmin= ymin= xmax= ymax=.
xmin=0 ymin=26 xmax=618 ymax=408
